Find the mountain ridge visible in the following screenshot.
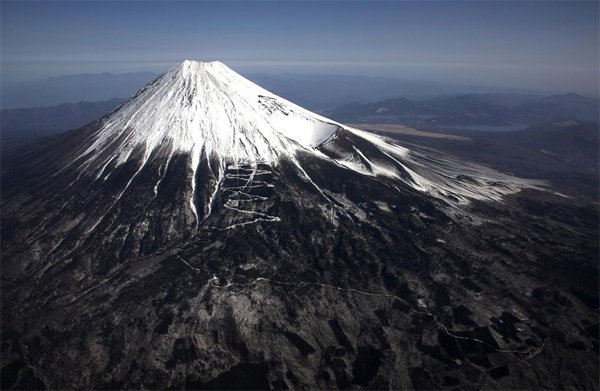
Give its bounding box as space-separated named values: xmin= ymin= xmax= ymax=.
xmin=327 ymin=93 xmax=600 ymax=127
xmin=2 ymin=60 xmax=597 ymax=390
xmin=2 ymin=70 xmax=565 ymax=111
xmin=1 ymin=60 xmax=541 ymax=277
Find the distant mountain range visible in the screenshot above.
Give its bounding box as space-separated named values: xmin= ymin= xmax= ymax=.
xmin=1 ymin=73 xmax=155 ymax=109
xmin=244 ymin=74 xmax=551 ymax=111
xmin=1 ymin=98 xmax=124 ymax=147
xmin=3 ymin=91 xmax=597 ymax=150
xmin=2 ymin=71 xmax=558 ymax=110
xmin=326 ymin=93 xmax=599 ymax=128
xmin=5 ymin=72 xmax=593 ymax=145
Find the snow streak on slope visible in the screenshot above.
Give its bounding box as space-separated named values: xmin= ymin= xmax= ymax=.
xmin=65 ymin=60 xmax=540 ymax=228
xmin=64 ymin=60 xmax=342 ymax=226
xmin=321 ymin=127 xmax=541 ymax=205
xmin=75 ymin=60 xmax=338 ymax=168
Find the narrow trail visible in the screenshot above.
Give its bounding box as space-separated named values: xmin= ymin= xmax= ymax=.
xmin=211 ymin=276 xmax=546 ymax=356
xmin=477 ymin=337 xmax=551 ymax=388
xmin=206 ymin=163 xmax=280 ymax=230
xmin=173 ymin=253 xmax=550 ymax=376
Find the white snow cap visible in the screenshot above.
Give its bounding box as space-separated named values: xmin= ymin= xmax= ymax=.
xmin=79 ymin=59 xmax=339 ymax=165
xmin=74 ymin=60 xmax=538 ymax=208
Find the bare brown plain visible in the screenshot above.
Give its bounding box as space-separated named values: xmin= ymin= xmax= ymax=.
xmin=346 ymin=123 xmax=470 ymax=141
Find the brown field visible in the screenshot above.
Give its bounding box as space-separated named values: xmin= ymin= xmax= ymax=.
xmin=345 ymin=123 xmax=470 ymax=141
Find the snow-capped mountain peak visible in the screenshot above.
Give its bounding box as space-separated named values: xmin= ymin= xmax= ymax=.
xmin=52 ymin=60 xmax=543 ymax=237
xmin=77 ymin=60 xmax=339 ymax=167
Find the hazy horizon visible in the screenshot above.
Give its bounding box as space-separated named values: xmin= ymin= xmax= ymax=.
xmin=0 ymin=64 xmax=567 ymax=96
xmin=2 ymin=1 xmax=598 ymax=96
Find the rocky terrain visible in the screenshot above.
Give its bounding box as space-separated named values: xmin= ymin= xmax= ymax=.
xmin=1 ymin=61 xmax=598 ymax=390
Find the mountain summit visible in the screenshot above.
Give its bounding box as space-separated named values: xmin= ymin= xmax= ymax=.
xmin=2 ymin=61 xmax=595 ymax=390
xmin=2 ymin=60 xmax=538 ymax=264
xmin=79 ymin=60 xmax=338 ymax=167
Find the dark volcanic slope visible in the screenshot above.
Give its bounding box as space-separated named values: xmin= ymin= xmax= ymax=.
xmin=1 ymin=63 xmax=598 ymax=390
xmin=2 ymin=150 xmax=598 ymax=390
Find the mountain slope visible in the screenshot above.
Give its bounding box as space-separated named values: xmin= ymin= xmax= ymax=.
xmin=1 ymin=61 xmax=597 ymax=390
xmin=2 ymin=61 xmax=536 ymax=268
